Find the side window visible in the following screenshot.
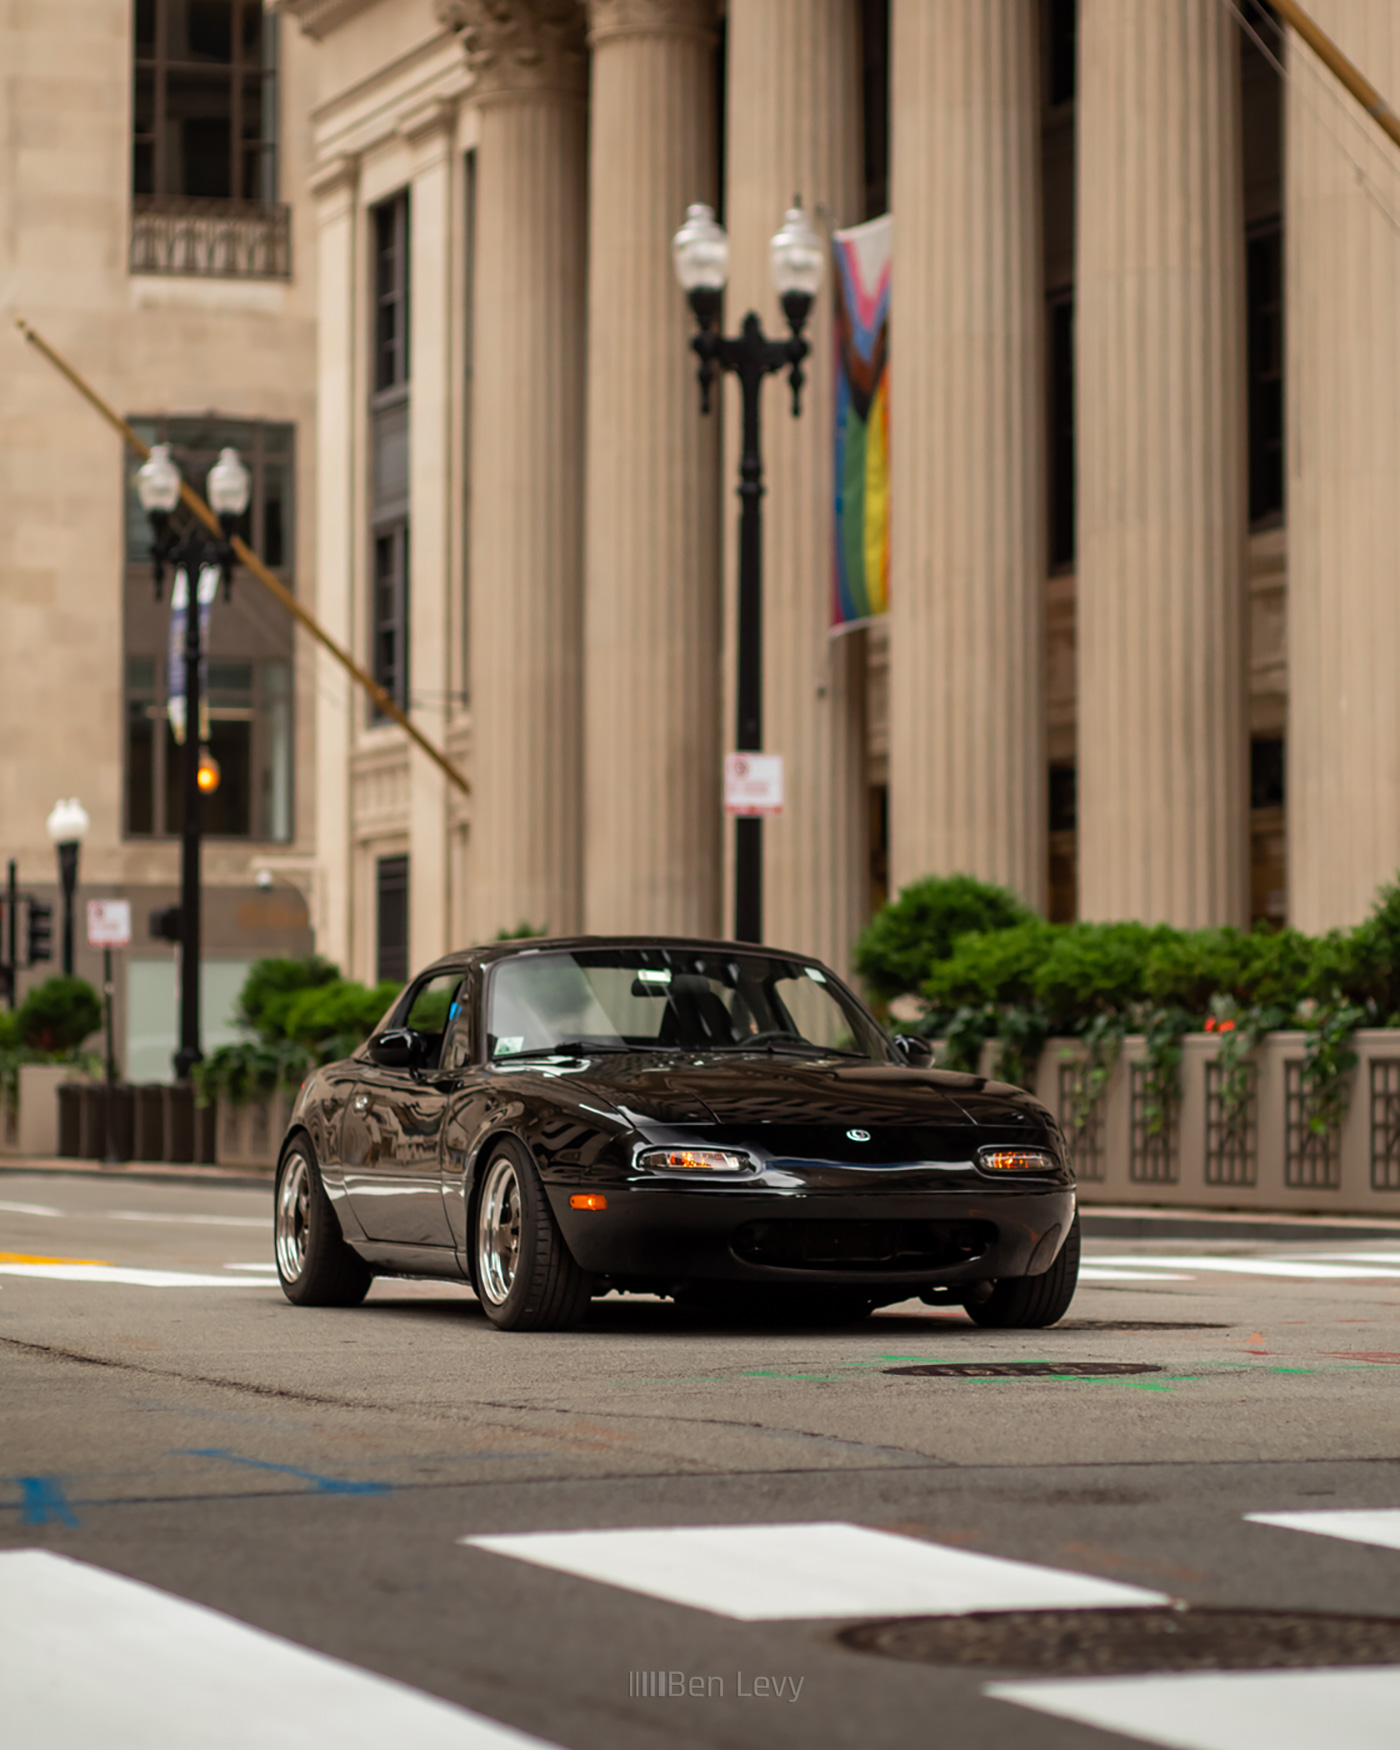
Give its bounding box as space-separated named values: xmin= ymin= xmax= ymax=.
xmin=441 ymin=976 xmax=476 ymax=1070
xmin=402 ymin=972 xmax=463 ymax=1070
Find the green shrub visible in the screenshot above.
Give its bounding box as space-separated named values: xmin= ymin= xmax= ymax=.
xmin=924 ymin=920 xmax=1060 ymax=1012
xmin=856 ymin=874 xmax=1034 ymax=1002
xmin=281 ymin=979 xmax=400 ymax=1054
xmin=18 ymin=977 xmax=102 ymax=1053
xmin=236 ymin=955 xmax=341 ymax=1042
xmin=0 ymin=1010 xmax=19 ymax=1051
xmin=1031 ymin=921 xmax=1170 ymax=1031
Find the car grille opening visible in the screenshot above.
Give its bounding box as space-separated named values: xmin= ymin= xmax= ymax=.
xmin=732 ymin=1218 xmax=994 ymax=1273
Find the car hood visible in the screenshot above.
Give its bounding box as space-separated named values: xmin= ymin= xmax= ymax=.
xmin=567 ymin=1055 xmax=1027 ymax=1130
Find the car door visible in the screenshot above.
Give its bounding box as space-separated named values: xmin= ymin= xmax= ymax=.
xmin=340 ymin=969 xmax=465 ymax=1247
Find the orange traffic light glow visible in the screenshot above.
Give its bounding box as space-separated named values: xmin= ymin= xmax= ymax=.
xmin=196 ymin=751 xmax=221 ymax=794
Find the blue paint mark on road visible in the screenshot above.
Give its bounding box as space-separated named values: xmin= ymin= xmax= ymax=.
xmin=178 ymin=1449 xmax=391 ymax=1494
xmin=14 ymin=1476 xmax=80 ymax=1526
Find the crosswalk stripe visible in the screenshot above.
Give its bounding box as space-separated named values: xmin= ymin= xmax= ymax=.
xmin=1245 ymin=1509 xmax=1400 ymax=1554
xmin=462 ymin=1523 xmax=1167 ymax=1621
xmin=1 ymin=1550 xmax=560 ymax=1750
xmin=988 ymin=1667 xmax=1400 ymax=1750
xmin=1079 ymin=1268 xmax=1195 ymax=1281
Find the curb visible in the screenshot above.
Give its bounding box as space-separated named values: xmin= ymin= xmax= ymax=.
xmin=0 ymin=1158 xmax=273 ymax=1192
xmin=1081 ymin=1205 xmax=1400 ymax=1243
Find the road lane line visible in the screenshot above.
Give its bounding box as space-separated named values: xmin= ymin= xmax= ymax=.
xmin=0 ymin=1263 xmax=269 ymax=1288
xmin=1087 ymin=1255 xmax=1400 ymax=1280
xmin=1246 ymin=1509 xmax=1400 ymax=1554
xmin=463 ymin=1523 xmax=1168 ymax=1621
xmin=988 ymin=1667 xmax=1400 ymax=1750
xmin=1079 ymin=1269 xmax=1194 ymax=1282
xmin=0 ymin=1251 xmax=111 ymax=1265
xmin=0 ymin=1550 xmax=562 ymax=1750
xmin=108 ymin=1212 xmax=269 ymax=1227
xmin=0 ymin=1201 xmax=63 ymax=1217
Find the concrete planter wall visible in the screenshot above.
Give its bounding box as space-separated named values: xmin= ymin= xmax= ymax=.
xmin=15 ymin=1064 xmax=87 ymax=1159
xmin=215 ymin=1091 xmax=292 ymax=1172
xmin=974 ymin=1029 xmax=1400 ymax=1217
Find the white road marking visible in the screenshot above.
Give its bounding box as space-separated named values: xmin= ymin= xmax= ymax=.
xmin=1246 ymin=1508 xmax=1400 ymax=1554
xmin=1079 ymin=1269 xmax=1194 ymax=1282
xmin=1088 ymin=1255 xmax=1400 ymax=1280
xmin=0 ymin=1264 xmax=269 ymax=1288
xmin=108 ymin=1211 xmax=268 ymax=1227
xmin=1290 ymin=1251 xmax=1400 ymax=1263
xmin=0 ymin=1200 xmax=63 ymax=1217
xmin=0 ymin=1549 xmax=559 ymax=1750
xmin=988 ymin=1667 xmax=1400 ymax=1750
xmin=224 ymin=1262 xmax=278 ymax=1272
xmin=463 ymin=1523 xmax=1168 ymax=1621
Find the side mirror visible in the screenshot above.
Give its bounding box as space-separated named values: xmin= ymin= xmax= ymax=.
xmin=368 ymin=1028 xmax=426 ymax=1070
xmin=893 ymin=1034 xmax=936 ymax=1069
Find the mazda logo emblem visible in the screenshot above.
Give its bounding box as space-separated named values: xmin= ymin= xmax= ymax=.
xmin=847 ymin=1128 xmax=871 ymax=1142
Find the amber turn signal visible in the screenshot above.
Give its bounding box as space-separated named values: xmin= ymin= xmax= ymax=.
xmin=978 ymin=1148 xmax=1056 ymax=1174
xmin=569 ymin=1193 xmax=607 ymax=1211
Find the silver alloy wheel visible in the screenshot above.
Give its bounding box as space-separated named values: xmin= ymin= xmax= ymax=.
xmin=477 ymin=1155 xmax=523 ymax=1305
xmin=276 ymin=1151 xmax=311 ymax=1282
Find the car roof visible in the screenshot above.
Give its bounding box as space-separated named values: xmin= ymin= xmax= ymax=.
xmin=415 ymin=936 xmax=834 ymax=979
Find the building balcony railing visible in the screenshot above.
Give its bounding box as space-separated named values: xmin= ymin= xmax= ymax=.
xmin=130 ymin=197 xmax=292 ymax=281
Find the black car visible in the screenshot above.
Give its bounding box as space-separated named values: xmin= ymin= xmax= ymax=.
xmin=273 ymin=937 xmax=1079 ymax=1331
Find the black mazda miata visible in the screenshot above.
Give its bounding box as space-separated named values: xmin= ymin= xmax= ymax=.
xmin=273 ymin=937 xmax=1079 ymax=1331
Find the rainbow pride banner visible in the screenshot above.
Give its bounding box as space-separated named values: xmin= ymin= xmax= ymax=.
xmin=832 ymin=214 xmax=891 ymax=630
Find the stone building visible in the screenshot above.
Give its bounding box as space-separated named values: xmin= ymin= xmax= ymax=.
xmin=0 ymin=1 xmax=319 ymax=1075
xmin=8 ymin=0 xmax=1399 ymax=1043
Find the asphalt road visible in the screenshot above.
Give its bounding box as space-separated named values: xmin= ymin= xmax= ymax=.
xmin=3 ymin=1169 xmax=1400 ymax=1749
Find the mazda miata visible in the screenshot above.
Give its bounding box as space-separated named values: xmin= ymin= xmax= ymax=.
xmin=273 ymin=937 xmax=1079 ymax=1330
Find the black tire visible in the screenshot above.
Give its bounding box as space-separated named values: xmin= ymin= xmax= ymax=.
xmin=964 ymin=1213 xmax=1081 ymax=1329
xmin=274 ymin=1136 xmax=373 ymax=1308
xmin=472 ymin=1139 xmax=592 ymax=1331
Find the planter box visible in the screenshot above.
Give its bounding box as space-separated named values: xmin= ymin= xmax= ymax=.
xmin=18 ymin=1064 xmax=84 ymax=1159
xmin=215 ymin=1091 xmax=291 ymax=1171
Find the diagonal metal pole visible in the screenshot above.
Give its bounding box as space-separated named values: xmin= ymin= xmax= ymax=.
xmin=14 ymin=318 xmax=470 ymax=797
xmin=1271 ymin=0 xmax=1400 ymax=153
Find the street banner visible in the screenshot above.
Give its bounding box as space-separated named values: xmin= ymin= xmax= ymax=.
xmin=87 ymin=899 xmax=132 ymax=948
xmin=166 ymin=562 xmax=220 ymax=744
xmin=724 ymin=753 xmax=784 ymax=817
xmin=832 ymin=213 xmax=891 ymax=631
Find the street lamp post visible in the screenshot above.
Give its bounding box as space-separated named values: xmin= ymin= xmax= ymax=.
xmin=672 ymin=201 xmax=825 ymax=944
xmin=45 ymin=798 xmax=90 ymax=977
xmin=136 ymin=443 xmax=250 ymax=1079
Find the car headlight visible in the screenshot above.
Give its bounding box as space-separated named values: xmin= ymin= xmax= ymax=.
xmin=638 ymin=1147 xmax=754 ymax=1175
xmin=977 ymin=1146 xmax=1060 ymax=1174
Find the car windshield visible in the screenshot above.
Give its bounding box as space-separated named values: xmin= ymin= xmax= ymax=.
xmin=485 ymin=948 xmax=890 ymax=1062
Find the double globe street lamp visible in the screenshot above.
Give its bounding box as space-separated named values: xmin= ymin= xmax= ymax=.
xmin=45 ymin=797 xmax=90 ymax=979
xmin=135 ymin=442 xmax=251 ymax=1078
xmin=672 ymin=200 xmax=825 ymax=944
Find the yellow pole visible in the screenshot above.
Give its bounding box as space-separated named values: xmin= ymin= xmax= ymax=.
xmin=14 ymin=317 xmax=470 ymax=797
xmin=1271 ymin=0 xmax=1400 ymax=153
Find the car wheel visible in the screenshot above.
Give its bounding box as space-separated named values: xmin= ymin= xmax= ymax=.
xmin=473 ymin=1140 xmax=592 ymax=1331
xmin=964 ymin=1212 xmax=1080 ymax=1329
xmin=275 ymin=1139 xmax=373 ymax=1308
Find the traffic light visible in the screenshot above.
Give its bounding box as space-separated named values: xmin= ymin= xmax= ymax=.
xmin=150 ymin=905 xmax=182 ymax=942
xmin=26 ymin=898 xmax=53 ymax=966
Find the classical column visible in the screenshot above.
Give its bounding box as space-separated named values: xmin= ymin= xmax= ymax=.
xmin=582 ymin=0 xmax=721 ymax=935
xmin=726 ymin=0 xmax=866 ymax=973
xmin=404 ymin=100 xmax=456 ymax=967
xmin=440 ymin=1 xmax=588 ymax=940
xmin=1286 ymin=2 xmax=1400 ymax=931
xmin=309 ymin=153 xmax=360 ymax=974
xmin=887 ymin=0 xmax=1045 ymax=910
xmin=1076 ymin=0 xmax=1248 ymax=926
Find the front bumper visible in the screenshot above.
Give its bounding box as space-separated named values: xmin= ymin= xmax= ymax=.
xmin=547 ymin=1176 xmax=1074 ymax=1289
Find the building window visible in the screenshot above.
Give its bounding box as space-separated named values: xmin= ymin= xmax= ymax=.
xmin=376 ymin=855 xmax=410 ymax=985
xmin=1048 ymin=761 xmax=1077 ymax=924
xmin=372 ymin=525 xmax=411 ymax=713
xmin=371 ymin=192 xmax=411 ymax=720
xmin=131 ymin=1 xmax=288 ymax=278
xmin=1047 ymin=295 xmax=1076 ymax=570
xmin=123 ymin=418 xmax=295 ymax=842
xmin=1247 ymin=224 xmax=1284 ymax=524
xmin=374 ymin=193 xmax=411 ymax=393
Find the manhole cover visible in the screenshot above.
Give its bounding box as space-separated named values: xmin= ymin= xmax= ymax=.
xmin=841 ymin=1607 xmax=1400 ymax=1675
xmin=884 ymin=1362 xmax=1163 ymax=1378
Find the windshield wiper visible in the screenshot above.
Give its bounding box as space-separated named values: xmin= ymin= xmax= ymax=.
xmin=711 ymin=1040 xmax=869 ymax=1059
xmin=494 ymin=1041 xmax=638 ymax=1060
